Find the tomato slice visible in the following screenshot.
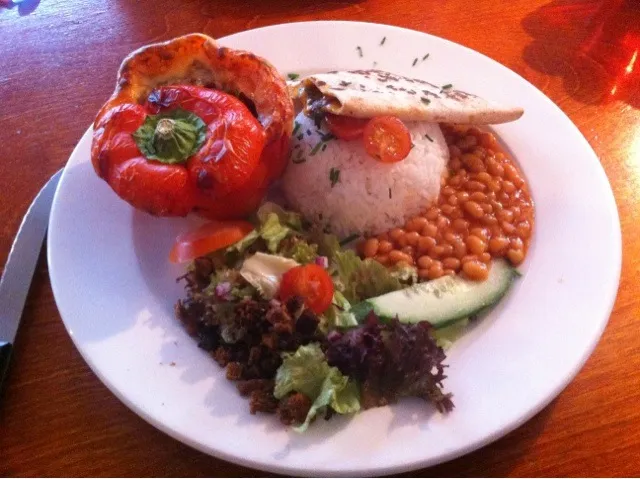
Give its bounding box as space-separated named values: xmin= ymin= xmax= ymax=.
xmin=169 ymin=220 xmax=254 ymax=263
xmin=279 ymin=264 xmax=335 ymax=314
xmin=324 ymin=113 xmax=369 ymax=140
xmin=363 ymin=116 xmax=412 ymax=163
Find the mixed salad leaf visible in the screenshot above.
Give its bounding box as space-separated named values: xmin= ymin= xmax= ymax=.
xmin=275 ymin=343 xmax=360 ymax=431
xmin=175 ymin=202 xmax=458 ymax=431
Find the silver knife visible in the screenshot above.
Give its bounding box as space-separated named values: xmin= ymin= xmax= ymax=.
xmin=0 ymin=169 xmax=62 ymax=391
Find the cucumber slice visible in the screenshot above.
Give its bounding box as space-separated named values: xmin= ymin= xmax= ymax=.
xmin=350 ymin=259 xmax=519 ymax=329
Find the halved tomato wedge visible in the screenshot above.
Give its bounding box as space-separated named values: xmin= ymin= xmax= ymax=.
xmin=363 ymin=116 xmax=412 ymax=163
xmin=169 ymin=220 xmax=254 ymax=263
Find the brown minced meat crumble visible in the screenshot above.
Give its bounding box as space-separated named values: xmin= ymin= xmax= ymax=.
xmin=175 ymin=257 xmax=323 ymax=424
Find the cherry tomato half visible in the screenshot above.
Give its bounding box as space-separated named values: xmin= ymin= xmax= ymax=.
xmin=324 ymin=113 xmax=369 ymax=140
xmin=363 ymin=116 xmax=412 ymax=163
xmin=279 ymin=264 xmax=335 ymax=314
xmin=169 ymin=220 xmax=254 ymax=263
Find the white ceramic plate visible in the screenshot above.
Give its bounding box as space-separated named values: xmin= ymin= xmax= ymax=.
xmin=48 ymin=21 xmax=621 ymax=476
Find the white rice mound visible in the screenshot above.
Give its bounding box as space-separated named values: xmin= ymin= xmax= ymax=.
xmin=281 ymin=113 xmax=449 ymax=237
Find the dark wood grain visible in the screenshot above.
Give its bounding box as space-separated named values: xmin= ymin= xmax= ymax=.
xmin=1 ymin=0 xmax=639 ymax=476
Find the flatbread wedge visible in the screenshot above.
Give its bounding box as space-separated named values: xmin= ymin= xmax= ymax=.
xmin=290 ymin=69 xmax=523 ymax=125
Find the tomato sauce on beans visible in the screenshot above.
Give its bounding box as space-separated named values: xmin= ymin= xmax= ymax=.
xmin=359 ymin=124 xmax=535 ymax=282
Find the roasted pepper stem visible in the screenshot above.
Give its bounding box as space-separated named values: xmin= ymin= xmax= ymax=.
xmin=133 ymin=108 xmax=207 ymax=165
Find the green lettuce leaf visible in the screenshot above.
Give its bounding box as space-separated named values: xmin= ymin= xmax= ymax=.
xmin=274 ymin=343 xmax=360 ymax=432
xmin=227 ymin=229 xmax=259 ymax=255
xmin=313 ymin=230 xmax=342 ymax=263
xmin=257 ymin=202 xmax=303 ymax=231
xmin=284 ymin=240 xmax=318 ymax=264
xmin=260 ymin=213 xmax=291 ymax=252
xmin=332 ymin=250 xmax=403 ymax=303
xmin=323 ymin=291 xmax=358 ymax=330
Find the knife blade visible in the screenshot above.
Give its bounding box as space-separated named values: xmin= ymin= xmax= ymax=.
xmin=0 ymin=169 xmax=62 ymax=391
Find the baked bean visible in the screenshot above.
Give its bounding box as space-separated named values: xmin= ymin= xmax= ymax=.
xmin=504 ymin=164 xmax=524 ymax=187
xmin=418 ymin=236 xmax=437 ymax=254
xmin=441 ymin=204 xmax=455 ymax=215
xmin=482 ymin=214 xmax=498 ymax=225
xmin=502 ymin=180 xmax=516 ymax=194
xmin=449 ymin=157 xmax=463 ymax=172
xmin=389 ymin=228 xmax=405 ymax=241
xmin=466 ymin=180 xmax=486 ymax=191
xmin=449 ymin=173 xmax=463 ymax=186
xmin=442 ymin=257 xmax=461 ymax=270
xmin=487 ymin=160 xmax=504 ymax=177
xmin=489 ymin=236 xmax=510 ymax=254
xmin=451 ymin=219 xmax=469 ymax=233
xmin=469 ymin=191 xmax=487 ymax=202
xmin=417 ymin=255 xmax=433 ymax=269
xmin=457 ymin=191 xmax=470 ymax=202
xmin=421 ymin=222 xmax=438 ymax=237
xmin=436 ymin=216 xmax=450 ymax=230
xmin=405 ymin=231 xmax=420 ymax=246
xmin=443 ymin=269 xmax=456 ymax=276
xmin=389 ymin=250 xmax=412 ymax=264
xmin=479 ymin=132 xmax=497 ymax=149
xmin=466 ymin=235 xmax=487 ymax=255
xmin=369 ymin=125 xmax=533 ymax=282
xmin=489 ymin=224 xmax=503 ymax=237
xmin=378 ymin=240 xmax=393 ymax=254
xmin=476 ymin=171 xmax=492 ymax=184
xmin=428 ymin=262 xmax=444 ymax=279
xmin=418 ymin=268 xmax=431 ymax=280
xmin=452 ymin=240 xmax=467 ymax=258
xmin=517 ymin=221 xmax=531 ymax=238
xmin=463 ymin=201 xmax=484 ymax=218
xmin=425 ymin=207 xmax=439 ymax=220
xmin=407 ymin=216 xmax=428 ymax=233
xmin=461 ymin=254 xmax=478 ymax=264
xmin=487 ymin=180 xmax=501 ymax=192
xmin=363 ymin=238 xmax=379 ymax=258
xmin=469 ymin=227 xmax=489 ymax=242
xmin=448 ymin=207 xmax=463 ymax=220
xmin=442 ymin=186 xmax=456 ymax=197
xmin=498 ymin=209 xmax=514 ymax=222
xmin=401 ymin=245 xmax=415 ymax=257
xmin=507 ymin=248 xmax=524 ymax=265
xmin=461 ymin=153 xmax=485 ymax=173
xmin=462 ymin=260 xmax=489 ymax=280
xmin=501 ymin=221 xmax=516 ymax=235
xmin=490 ymin=200 xmax=503 ymax=212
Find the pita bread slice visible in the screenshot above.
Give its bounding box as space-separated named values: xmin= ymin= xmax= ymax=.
xmin=290 ymin=69 xmax=523 ymax=125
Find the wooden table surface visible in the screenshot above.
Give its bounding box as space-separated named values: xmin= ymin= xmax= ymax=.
xmin=1 ymin=0 xmax=639 ymax=476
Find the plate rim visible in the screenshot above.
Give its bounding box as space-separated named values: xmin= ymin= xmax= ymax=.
xmin=47 ymin=20 xmax=622 ymax=476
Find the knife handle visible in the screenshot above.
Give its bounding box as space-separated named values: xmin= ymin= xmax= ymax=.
xmin=0 ymin=341 xmax=13 ymax=392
